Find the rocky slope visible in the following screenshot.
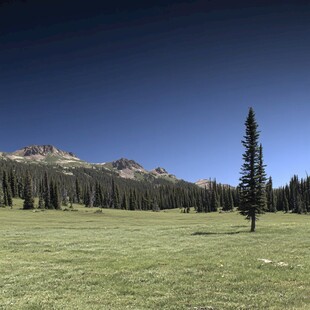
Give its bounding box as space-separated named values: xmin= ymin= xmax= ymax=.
xmin=2 ymin=145 xmax=83 ymax=165
xmin=103 ymin=158 xmax=176 ymax=181
xmin=14 ymin=145 xmax=76 ymax=157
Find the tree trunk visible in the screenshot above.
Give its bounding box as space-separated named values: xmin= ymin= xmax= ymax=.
xmin=250 ymin=211 xmax=256 ymax=232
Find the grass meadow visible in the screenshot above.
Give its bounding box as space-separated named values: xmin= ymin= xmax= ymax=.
xmin=1 ymin=199 xmax=310 ymax=309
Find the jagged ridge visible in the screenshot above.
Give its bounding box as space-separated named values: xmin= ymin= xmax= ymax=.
xmin=112 ymin=158 xmax=145 ymax=171
xmin=151 ymin=167 xmax=169 ymax=175
xmin=13 ymin=145 xmax=77 ymax=158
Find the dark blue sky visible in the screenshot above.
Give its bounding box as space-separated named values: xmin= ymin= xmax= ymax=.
xmin=0 ymin=0 xmax=309 ymax=187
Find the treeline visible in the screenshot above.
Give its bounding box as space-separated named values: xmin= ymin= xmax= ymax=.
xmin=87 ymin=179 xmax=238 ymax=212
xmin=273 ymin=175 xmax=310 ymax=213
xmin=1 ymin=158 xmax=309 ymax=213
xmin=244 ymin=175 xmax=310 ymax=214
xmin=0 ymin=158 xmax=238 ymax=212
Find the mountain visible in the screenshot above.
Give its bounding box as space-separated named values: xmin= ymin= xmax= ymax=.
xmin=102 ymin=158 xmax=176 ymax=181
xmin=112 ymin=158 xmax=144 ymax=171
xmin=151 ymin=167 xmax=176 ymax=179
xmin=104 ymin=158 xmax=147 ymax=179
xmin=0 ymin=145 xmax=177 ymax=183
xmin=2 ymin=145 xmax=84 ymax=166
xmin=13 ymin=145 xmax=76 ymax=158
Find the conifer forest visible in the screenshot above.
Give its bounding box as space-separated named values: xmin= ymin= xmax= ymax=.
xmin=1 ymin=146 xmax=309 ymax=215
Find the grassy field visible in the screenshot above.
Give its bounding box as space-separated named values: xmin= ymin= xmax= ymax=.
xmin=1 ymin=199 xmax=310 ymax=309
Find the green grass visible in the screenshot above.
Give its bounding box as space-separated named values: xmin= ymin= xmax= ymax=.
xmin=1 ymin=199 xmax=310 ymax=309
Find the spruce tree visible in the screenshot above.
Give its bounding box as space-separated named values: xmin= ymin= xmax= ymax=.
xmin=38 ymin=194 xmax=44 ymax=209
xmin=121 ymin=193 xmax=128 ymax=210
xmin=43 ymin=172 xmax=51 ymax=209
xmin=17 ymin=178 xmax=24 ymax=199
xmin=0 ymin=184 xmax=4 ymax=207
xmin=210 ymin=189 xmax=220 ymax=212
xmin=94 ymin=182 xmax=100 ymax=208
xmin=129 ymin=189 xmax=136 ymax=211
xmin=239 ymin=107 xmax=267 ymax=232
xmin=257 ymin=144 xmax=267 ymax=211
xmin=9 ymin=168 xmax=17 ymax=198
xmin=266 ymin=176 xmax=276 ymax=212
xmin=111 ymin=179 xmax=120 ymax=209
xmin=2 ymin=171 xmax=13 ymax=207
xmin=84 ymin=185 xmax=93 ymax=208
xmin=284 ymin=185 xmax=290 ymax=212
xmin=62 ymin=187 xmax=69 ymax=206
xmin=75 ymin=178 xmax=81 ymax=204
xmin=23 ymin=171 xmax=34 ymax=210
xmin=289 ymin=175 xmax=303 ymax=213
xmin=152 ymin=198 xmax=159 ymax=212
xmin=53 ymin=182 xmax=61 ymax=210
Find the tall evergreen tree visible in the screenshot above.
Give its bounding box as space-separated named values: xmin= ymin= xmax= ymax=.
xmin=48 ymin=180 xmax=61 ymax=210
xmin=17 ymin=178 xmax=24 ymax=199
xmin=38 ymin=193 xmax=44 ymax=209
xmin=23 ymin=171 xmax=34 ymax=210
xmin=257 ymin=144 xmax=267 ymax=211
xmin=37 ymin=180 xmax=44 ymax=209
xmin=43 ymin=172 xmax=51 ymax=209
xmin=52 ymin=182 xmax=61 ymax=210
xmin=94 ymin=182 xmax=104 ymax=208
xmin=289 ymin=175 xmax=303 ymax=213
xmin=239 ymin=107 xmax=267 ymax=232
xmin=0 ymin=184 xmax=4 ymax=207
xmin=49 ymin=180 xmax=55 ymax=209
xmin=121 ymin=193 xmax=128 ymax=210
xmin=284 ymin=185 xmax=290 ymax=212
xmin=75 ymin=178 xmax=81 ymax=204
xmin=2 ymin=171 xmax=12 ymax=207
xmin=129 ymin=189 xmax=136 ymax=211
xmin=9 ymin=168 xmax=17 ymax=198
xmin=110 ymin=179 xmax=120 ymax=209
xmin=61 ymin=186 xmax=69 ymax=206
xmin=84 ymin=185 xmax=93 ymax=208
xmin=94 ymin=182 xmax=100 ymax=208
xmin=266 ymin=176 xmax=276 ymax=212
xmin=210 ymin=189 xmax=220 ymax=212
xmin=223 ymin=187 xmax=234 ymax=211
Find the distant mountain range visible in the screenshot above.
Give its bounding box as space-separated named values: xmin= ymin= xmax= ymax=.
xmin=0 ymin=145 xmax=232 ymax=188
xmin=0 ymin=145 xmax=177 ymax=183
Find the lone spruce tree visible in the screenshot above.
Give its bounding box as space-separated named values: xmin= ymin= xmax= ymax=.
xmin=239 ymin=107 xmax=267 ymax=232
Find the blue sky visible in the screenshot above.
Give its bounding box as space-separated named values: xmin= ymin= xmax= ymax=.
xmin=0 ymin=0 xmax=309 ymax=187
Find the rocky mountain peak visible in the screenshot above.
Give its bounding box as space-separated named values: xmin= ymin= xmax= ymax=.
xmin=152 ymin=167 xmax=168 ymax=175
xmin=13 ymin=145 xmax=77 ymax=158
xmin=112 ymin=158 xmax=144 ymax=171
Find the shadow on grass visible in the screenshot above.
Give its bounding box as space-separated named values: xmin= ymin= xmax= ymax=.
xmin=192 ymin=231 xmax=248 ymax=236
xmin=230 ymin=225 xmax=248 ymax=228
